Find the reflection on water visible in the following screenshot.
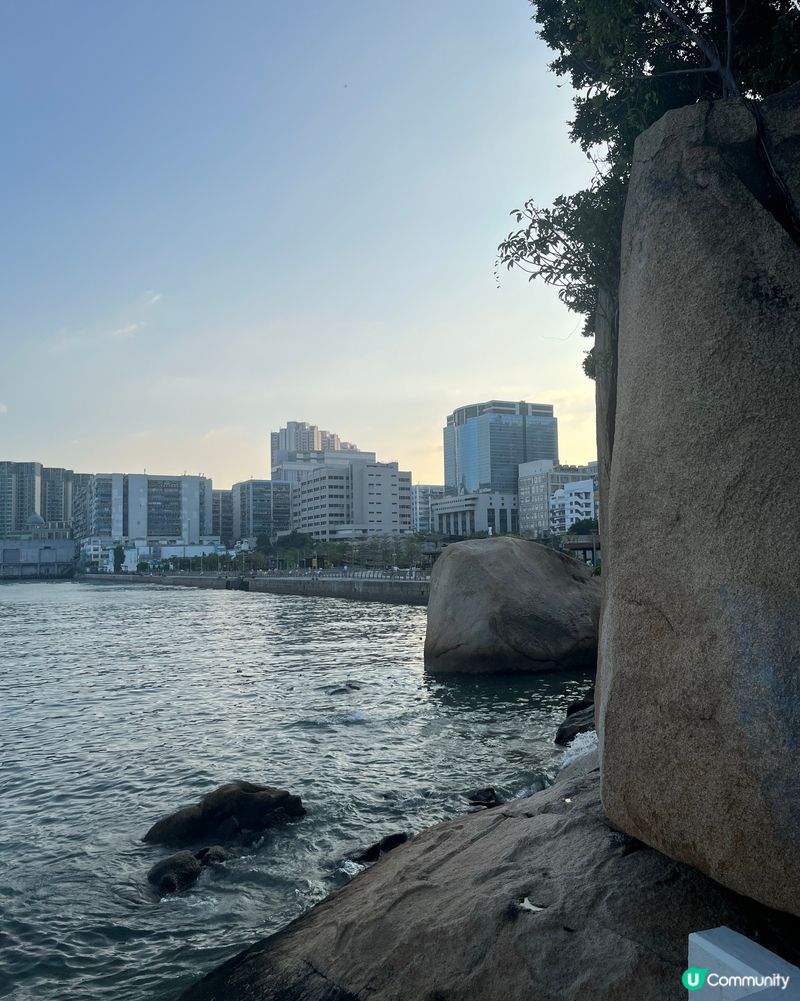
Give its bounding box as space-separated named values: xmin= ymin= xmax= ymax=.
xmin=0 ymin=581 xmax=592 ymax=1001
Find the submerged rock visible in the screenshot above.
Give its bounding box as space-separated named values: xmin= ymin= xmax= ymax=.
xmin=195 ymin=845 xmax=229 ymax=866
xmin=424 ymin=537 xmax=600 ymax=674
xmin=143 ymin=781 xmax=305 ymax=846
xmin=147 ymin=851 xmax=201 ymax=894
xmin=179 ymin=755 xmax=800 ymax=1001
xmin=349 ymin=832 xmax=408 ymax=864
xmin=465 ymin=787 xmax=504 ymax=808
xmin=554 ymin=705 xmax=595 ymax=747
xmin=564 ymin=693 xmax=594 ymax=717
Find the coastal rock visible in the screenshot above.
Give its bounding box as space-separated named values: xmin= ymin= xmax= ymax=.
xmin=565 ymin=693 xmax=594 ymax=717
xmin=465 ymin=786 xmax=504 ymax=808
xmin=179 ymin=755 xmax=800 ymax=1001
xmin=195 ymin=845 xmax=229 ymax=866
xmin=147 ymin=851 xmax=201 ymax=894
xmin=554 ymin=705 xmax=595 ymax=747
xmin=349 ymin=832 xmax=408 ymax=864
xmin=424 ymin=538 xmax=600 ymax=674
xmin=597 ymin=88 xmax=800 ymax=916
xmin=143 ymin=781 xmax=305 ymax=846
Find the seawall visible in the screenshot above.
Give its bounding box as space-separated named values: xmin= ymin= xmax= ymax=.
xmin=78 ymin=573 xmax=429 ymax=606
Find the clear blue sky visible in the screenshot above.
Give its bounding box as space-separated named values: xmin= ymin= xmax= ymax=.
xmin=0 ymin=1 xmax=595 ymax=486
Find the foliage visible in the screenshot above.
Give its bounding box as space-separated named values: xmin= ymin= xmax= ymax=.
xmin=592 ymin=558 xmax=602 ymax=576
xmin=498 ymin=0 xmax=800 ymax=373
xmin=113 ymin=544 xmax=125 ymax=573
xmin=569 ymin=518 xmax=599 ymax=533
xmin=136 ymin=560 xmax=150 ymax=573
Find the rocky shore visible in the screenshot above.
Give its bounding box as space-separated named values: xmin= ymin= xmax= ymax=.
xmin=175 ymin=86 xmax=800 ymax=1000
xmin=179 ymin=751 xmax=800 ymax=1001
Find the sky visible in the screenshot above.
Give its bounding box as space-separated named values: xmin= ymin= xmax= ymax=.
xmin=0 ymin=1 xmax=596 ymax=488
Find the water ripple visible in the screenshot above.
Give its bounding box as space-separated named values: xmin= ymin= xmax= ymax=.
xmin=0 ymin=580 xmax=591 ymax=1000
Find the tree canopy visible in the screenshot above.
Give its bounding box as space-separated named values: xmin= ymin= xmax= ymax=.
xmin=498 ymin=0 xmax=800 ymax=376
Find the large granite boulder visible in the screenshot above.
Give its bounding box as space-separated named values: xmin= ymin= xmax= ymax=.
xmin=179 ymin=755 xmax=800 ymax=1001
xmin=597 ymin=87 xmax=800 ymax=916
xmin=143 ymin=781 xmax=305 ymax=845
xmin=424 ymin=537 xmax=600 ymax=673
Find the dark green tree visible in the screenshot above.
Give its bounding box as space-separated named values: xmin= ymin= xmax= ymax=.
xmin=568 ymin=517 xmax=599 ymax=534
xmin=113 ymin=544 xmax=125 ymax=573
xmin=498 ymin=0 xmax=800 ymax=376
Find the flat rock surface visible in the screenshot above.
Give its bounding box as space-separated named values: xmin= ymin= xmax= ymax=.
xmin=180 ymin=756 xmax=800 ymax=1001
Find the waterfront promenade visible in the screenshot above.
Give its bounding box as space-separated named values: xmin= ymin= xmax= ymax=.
xmin=80 ymin=570 xmax=430 ymax=606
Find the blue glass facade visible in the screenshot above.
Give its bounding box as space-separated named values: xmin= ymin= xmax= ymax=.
xmin=443 ymin=401 xmax=558 ymax=495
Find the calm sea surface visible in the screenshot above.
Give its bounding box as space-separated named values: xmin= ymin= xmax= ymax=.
xmin=1 ymin=581 xmax=592 ymax=1001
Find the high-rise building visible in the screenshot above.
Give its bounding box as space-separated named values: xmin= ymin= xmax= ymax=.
xmin=0 ymin=461 xmax=43 ymax=535
xmin=270 ymin=420 xmax=361 ymax=477
xmin=81 ymin=473 xmax=214 ymax=543
xmin=292 ymin=459 xmax=412 ymax=541
xmin=212 ymin=489 xmax=234 ymax=547
xmin=273 ymin=448 xmax=377 ymax=486
xmin=271 ymin=420 xmax=359 ymax=454
xmin=443 ymin=401 xmax=558 ymax=495
xmin=411 ymin=484 xmax=445 ymax=534
xmin=231 ymin=480 xmax=292 ymax=544
xmin=41 ymin=467 xmax=76 ymax=524
xmin=518 ymin=460 xmax=598 ymax=538
xmin=70 ymin=473 xmax=93 ymax=539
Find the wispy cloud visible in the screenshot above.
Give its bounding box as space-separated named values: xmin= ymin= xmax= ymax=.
xmin=110 ymin=322 xmax=141 ymax=339
xmin=0 ymin=403 xmax=7 ymax=414
xmin=45 ymin=291 xmax=162 ymax=353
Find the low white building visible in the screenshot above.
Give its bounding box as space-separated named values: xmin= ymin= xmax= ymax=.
xmin=518 ymin=459 xmax=598 ymax=537
xmin=106 ymin=540 xmax=227 ymax=572
xmin=549 ymin=479 xmax=598 ymax=534
xmin=430 ymin=491 xmax=518 ymax=537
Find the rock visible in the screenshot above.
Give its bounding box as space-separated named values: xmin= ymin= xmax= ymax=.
xmin=178 ymin=758 xmax=800 ymax=1001
xmin=147 ymin=850 xmax=201 ymax=894
xmin=143 ymin=781 xmax=305 ymax=845
xmin=424 ymin=537 xmax=601 ymax=674
xmin=565 ymin=695 xmax=594 ymax=718
xmin=597 ymin=88 xmax=800 ymax=917
xmin=195 ymin=845 xmax=229 ymax=866
xmin=350 ymin=832 xmax=408 ymax=864
xmin=465 ymin=787 xmax=504 ymax=808
xmin=554 ymin=705 xmax=595 ymax=747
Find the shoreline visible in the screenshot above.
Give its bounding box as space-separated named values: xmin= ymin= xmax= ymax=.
xmin=76 ymin=572 xmax=430 ymax=606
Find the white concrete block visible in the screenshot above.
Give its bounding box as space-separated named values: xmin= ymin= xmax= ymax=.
xmin=687 ymin=927 xmax=799 ymax=999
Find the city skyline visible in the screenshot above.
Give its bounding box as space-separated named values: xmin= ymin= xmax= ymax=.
xmin=1 ymin=2 xmax=596 ymax=487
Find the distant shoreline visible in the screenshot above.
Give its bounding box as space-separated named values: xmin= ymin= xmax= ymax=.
xmin=77 ymin=572 xmax=430 ymax=607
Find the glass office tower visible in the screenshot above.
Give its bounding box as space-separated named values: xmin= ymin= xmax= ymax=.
xmin=443 ymin=400 xmax=558 ymax=495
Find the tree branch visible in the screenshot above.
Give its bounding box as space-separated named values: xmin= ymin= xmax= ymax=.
xmin=725 ymin=0 xmax=734 ymax=98
xmin=647 ymin=0 xmax=740 ymax=97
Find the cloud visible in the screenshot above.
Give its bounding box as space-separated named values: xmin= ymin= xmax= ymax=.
xmin=0 ymin=403 xmax=7 ymax=414
xmin=110 ymin=322 xmax=141 ymax=339
xmin=45 ymin=291 xmax=161 ymax=353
